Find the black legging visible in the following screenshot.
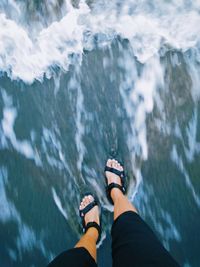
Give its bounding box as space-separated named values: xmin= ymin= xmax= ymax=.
xmin=47 ymin=211 xmax=180 ymax=267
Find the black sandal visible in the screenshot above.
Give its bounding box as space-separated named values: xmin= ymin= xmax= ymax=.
xmin=104 ymin=159 xmax=126 ymax=204
xmin=79 ymin=193 xmax=101 ymax=243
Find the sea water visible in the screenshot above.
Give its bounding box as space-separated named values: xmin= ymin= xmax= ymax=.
xmin=0 ymin=1 xmax=200 ymax=266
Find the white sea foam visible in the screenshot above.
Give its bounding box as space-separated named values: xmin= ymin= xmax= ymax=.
xmin=184 ymin=107 xmax=200 ymax=162
xmin=0 ymin=0 xmax=200 ymax=82
xmin=0 ymin=2 xmax=88 ymax=82
xmin=0 ymin=166 xmax=19 ymax=222
xmin=116 ymin=46 xmax=165 ymax=202
xmin=0 ymin=90 xmax=41 ymax=164
xmin=184 ymin=48 xmax=200 ymax=101
xmin=52 ymin=187 xmax=68 ymax=220
xmin=68 ymin=68 xmax=86 ymax=183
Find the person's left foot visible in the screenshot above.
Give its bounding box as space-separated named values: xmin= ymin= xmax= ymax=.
xmin=79 ymin=195 xmax=100 ymax=227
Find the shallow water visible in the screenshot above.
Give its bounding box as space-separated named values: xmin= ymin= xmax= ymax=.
xmin=0 ymin=1 xmax=200 ymax=267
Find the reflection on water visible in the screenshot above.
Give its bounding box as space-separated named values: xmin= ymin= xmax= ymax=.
xmin=0 ymin=1 xmax=200 ymax=267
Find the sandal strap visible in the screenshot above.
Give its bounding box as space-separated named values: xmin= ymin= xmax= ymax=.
xmin=106 ymin=183 xmax=126 ymax=205
xmin=106 ymin=182 xmax=126 ymax=194
xmin=104 ymin=166 xmax=125 ymax=180
xmin=105 ymin=161 xmax=126 ymax=205
xmin=84 ymin=222 xmax=101 ymax=243
xmin=79 ymin=200 xmax=98 ymax=221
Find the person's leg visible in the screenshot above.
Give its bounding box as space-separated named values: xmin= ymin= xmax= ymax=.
xmin=47 ymin=247 xmax=97 ymax=267
xmin=75 ymin=195 xmax=99 ymax=261
xmin=47 ymin=195 xmax=99 ymax=267
xmin=106 ymin=159 xmax=137 ymax=220
xmin=106 ymin=159 xmax=180 ymax=267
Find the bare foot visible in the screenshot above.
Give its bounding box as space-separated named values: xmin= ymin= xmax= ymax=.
xmin=79 ymin=195 xmax=100 ymax=227
xmin=105 ymin=159 xmax=124 ymax=203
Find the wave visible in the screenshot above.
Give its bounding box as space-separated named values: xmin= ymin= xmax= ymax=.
xmin=0 ymin=0 xmax=200 ymax=83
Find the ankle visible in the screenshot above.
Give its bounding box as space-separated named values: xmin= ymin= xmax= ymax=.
xmin=86 ymin=227 xmax=99 ymax=242
xmin=111 ymin=188 xmax=124 ymax=203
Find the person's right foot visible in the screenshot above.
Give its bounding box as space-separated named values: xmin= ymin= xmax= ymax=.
xmin=105 ymin=159 xmax=124 ymax=202
xmin=79 ymin=194 xmax=100 ymax=242
xmin=79 ymin=195 xmax=100 ymax=227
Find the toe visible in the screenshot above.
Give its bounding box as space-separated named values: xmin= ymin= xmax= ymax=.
xmin=113 ymin=160 xmax=119 ymax=169
xmin=86 ymin=197 xmax=91 ymax=205
xmin=106 ymin=159 xmax=123 ymax=173
xmin=80 ymin=199 xmax=87 ymax=210
xmin=117 ymin=161 xmax=123 ymax=170
xmin=80 ymin=195 xmax=94 ymax=210
xmin=110 ymin=159 xmax=116 ymax=168
xmin=84 ymin=197 xmax=89 ymax=206
xmin=80 ymin=202 xmax=84 ymax=210
xmin=106 ymin=159 xmax=112 ymax=167
xmin=88 ymin=195 xmax=94 ymax=202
